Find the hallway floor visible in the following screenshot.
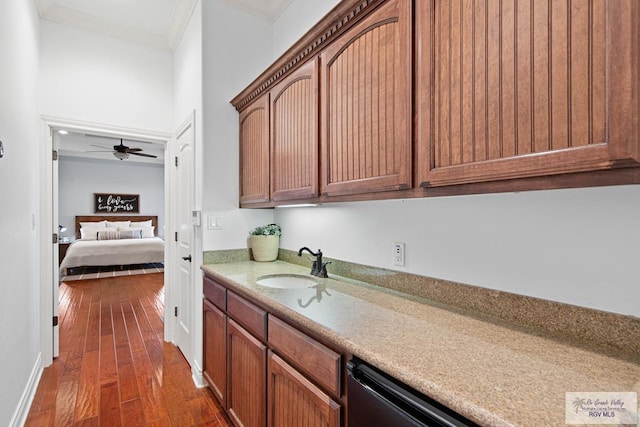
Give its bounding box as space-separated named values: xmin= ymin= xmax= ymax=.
xmin=25 ymin=273 xmax=231 ymax=426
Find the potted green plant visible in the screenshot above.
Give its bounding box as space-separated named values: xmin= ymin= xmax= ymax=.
xmin=249 ymin=223 xmax=281 ymax=262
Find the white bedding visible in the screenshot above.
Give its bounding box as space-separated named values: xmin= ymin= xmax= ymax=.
xmin=60 ymin=237 xmax=165 ymax=272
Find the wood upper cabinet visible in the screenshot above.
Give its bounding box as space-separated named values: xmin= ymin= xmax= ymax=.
xmin=240 ymin=94 xmax=270 ymax=204
xmin=270 ymin=59 xmax=319 ymax=201
xmin=227 ymin=318 xmax=267 ymax=427
xmin=203 ymin=299 xmax=227 ymax=407
xmin=416 ymin=0 xmax=640 ymax=187
xmin=267 ymin=351 xmax=340 ymax=427
xmin=320 ymin=0 xmax=413 ymax=196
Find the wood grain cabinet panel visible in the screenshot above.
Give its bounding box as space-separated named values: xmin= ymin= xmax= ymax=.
xmin=270 ymin=60 xmax=319 ymax=201
xmin=240 ymin=94 xmax=270 ymax=204
xmin=204 ymin=276 xmax=226 ymax=311
xmin=228 ymin=318 xmax=267 ymax=427
xmin=320 ymin=0 xmax=413 ymax=196
xmin=228 ymin=291 xmax=267 ymax=342
xmin=268 ymin=315 xmax=341 ymax=397
xmin=203 ymin=299 xmax=227 ymax=407
xmin=267 ymin=351 xmax=340 ymax=427
xmin=416 ymin=0 xmax=640 ymax=187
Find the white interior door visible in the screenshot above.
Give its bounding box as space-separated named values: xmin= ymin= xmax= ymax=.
xmin=174 ymin=116 xmax=195 ymax=363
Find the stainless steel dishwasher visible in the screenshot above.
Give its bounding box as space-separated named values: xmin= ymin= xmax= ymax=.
xmin=347 ymin=358 xmax=478 ymax=427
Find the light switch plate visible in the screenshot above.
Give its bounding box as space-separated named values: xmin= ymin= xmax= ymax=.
xmin=208 ymin=215 xmax=223 ymax=230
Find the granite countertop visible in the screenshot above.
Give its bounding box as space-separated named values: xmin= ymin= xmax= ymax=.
xmin=202 ymin=261 xmax=640 ymax=427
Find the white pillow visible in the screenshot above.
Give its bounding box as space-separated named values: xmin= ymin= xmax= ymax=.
xmin=131 ymin=220 xmax=152 ymax=227
xmin=79 ymin=220 xmax=106 ymax=229
xmin=107 ymin=220 xmax=131 ymax=228
xmin=118 ymin=229 xmax=142 ymax=239
xmin=80 ymin=225 xmax=113 ymax=240
xmin=80 ymin=228 xmax=98 ymax=240
xmin=97 ymin=229 xmax=119 ymax=240
xmin=130 ymin=226 xmax=155 ymax=238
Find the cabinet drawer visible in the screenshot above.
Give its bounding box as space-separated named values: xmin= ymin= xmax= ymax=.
xmin=203 ymin=276 xmax=226 ymax=311
xmin=227 ymin=291 xmax=267 ymax=341
xmin=268 ymin=315 xmax=341 ymax=396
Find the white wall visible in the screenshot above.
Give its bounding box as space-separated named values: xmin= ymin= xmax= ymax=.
xmin=58 ymin=157 xmax=165 ymax=238
xmin=39 ymin=20 xmax=174 ymax=133
xmin=174 ymin=1 xmax=202 ymax=131
xmin=276 ymin=186 xmax=640 ymax=317
xmin=273 ymin=0 xmax=340 ymax=56
xmin=0 ymin=0 xmax=41 ymax=425
xmin=269 ymin=0 xmax=640 ymax=318
xmin=201 ymin=0 xmax=275 ymax=250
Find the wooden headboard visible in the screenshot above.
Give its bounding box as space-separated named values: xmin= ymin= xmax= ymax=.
xmin=75 ymin=215 xmax=159 ymax=238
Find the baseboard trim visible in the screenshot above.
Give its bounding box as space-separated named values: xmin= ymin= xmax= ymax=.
xmin=191 ymin=359 xmax=207 ymax=389
xmin=9 ymin=352 xmax=43 ymax=427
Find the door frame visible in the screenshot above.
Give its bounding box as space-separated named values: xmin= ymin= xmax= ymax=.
xmin=168 ymin=111 xmax=206 ymax=387
xmin=38 ymin=115 xmax=172 ymax=364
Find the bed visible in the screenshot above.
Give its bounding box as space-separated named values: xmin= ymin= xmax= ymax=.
xmin=60 ymin=215 xmax=165 ymax=274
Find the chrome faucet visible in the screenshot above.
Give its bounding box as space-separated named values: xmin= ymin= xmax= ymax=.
xmin=297 ymin=247 xmax=329 ymax=278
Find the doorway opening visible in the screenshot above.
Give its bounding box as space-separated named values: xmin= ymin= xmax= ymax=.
xmin=39 ymin=116 xmax=175 ymax=365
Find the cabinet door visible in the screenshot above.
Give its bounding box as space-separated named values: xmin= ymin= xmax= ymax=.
xmin=270 ymin=59 xmax=319 ymax=201
xmin=267 ymin=351 xmax=340 ymax=427
xmin=320 ymin=0 xmax=412 ymax=196
xmin=240 ymin=94 xmax=270 ymax=205
xmin=416 ymin=0 xmax=640 ymax=187
xmin=228 ymin=319 xmax=267 ymax=427
xmin=203 ymin=299 xmax=227 ymax=407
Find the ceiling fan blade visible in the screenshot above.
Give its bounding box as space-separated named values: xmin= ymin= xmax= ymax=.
xmin=129 ymin=152 xmax=158 ymax=158
xmin=90 ymin=144 xmax=112 ymax=150
xmin=85 ymin=150 xmax=112 ymax=153
xmin=126 ymin=147 xmax=143 ymax=152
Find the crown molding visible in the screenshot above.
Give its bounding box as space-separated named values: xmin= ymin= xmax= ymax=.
xmin=167 ymin=0 xmax=198 ymax=51
xmin=34 ymin=0 xmax=54 ymax=17
xmin=35 ymin=0 xmax=196 ymax=52
xmin=231 ymin=0 xmax=383 ymax=111
xmin=221 ymin=0 xmax=293 ymax=22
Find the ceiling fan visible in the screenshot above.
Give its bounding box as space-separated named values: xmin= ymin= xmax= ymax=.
xmin=88 ymin=139 xmax=158 ymax=160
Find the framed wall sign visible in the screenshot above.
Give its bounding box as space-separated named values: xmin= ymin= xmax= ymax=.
xmin=94 ymin=193 xmax=139 ymax=213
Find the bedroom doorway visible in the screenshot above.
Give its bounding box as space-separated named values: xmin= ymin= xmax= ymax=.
xmin=40 ymin=116 xmax=173 ymax=363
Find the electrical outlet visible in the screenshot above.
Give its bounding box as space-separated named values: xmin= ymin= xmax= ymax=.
xmin=393 ymin=242 xmax=405 ymax=266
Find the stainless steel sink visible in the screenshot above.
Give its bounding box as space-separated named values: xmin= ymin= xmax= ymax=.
xmin=255 ymin=273 xmax=319 ymax=289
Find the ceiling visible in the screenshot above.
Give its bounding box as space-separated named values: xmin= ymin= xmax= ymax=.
xmin=57 ymin=131 xmax=165 ymax=165
xmin=38 ymin=0 xmax=292 ymax=163
xmin=34 ymin=0 xmax=293 ymax=51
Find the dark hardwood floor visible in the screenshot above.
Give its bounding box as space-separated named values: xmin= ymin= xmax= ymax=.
xmin=26 ymin=273 xmax=231 ymax=426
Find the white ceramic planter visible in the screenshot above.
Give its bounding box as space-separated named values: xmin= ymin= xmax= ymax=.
xmin=250 ymin=235 xmax=279 ymax=262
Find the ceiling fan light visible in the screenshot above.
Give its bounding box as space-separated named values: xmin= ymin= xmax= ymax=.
xmin=113 ymin=151 xmax=129 ymax=160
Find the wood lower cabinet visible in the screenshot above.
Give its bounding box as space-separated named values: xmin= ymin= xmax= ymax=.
xmin=203 ymin=299 xmax=227 ymax=406
xmin=320 ymin=0 xmax=413 ymax=196
xmin=270 ymin=59 xmax=319 ymax=202
xmin=203 ymin=275 xmax=344 ymax=426
xmin=267 ymin=315 xmax=341 ymax=397
xmin=267 ymin=351 xmax=340 ymax=427
xmin=239 ymin=94 xmax=270 ymax=205
xmin=416 ymin=0 xmax=640 ymax=187
xmin=227 ymin=318 xmax=267 ymax=427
